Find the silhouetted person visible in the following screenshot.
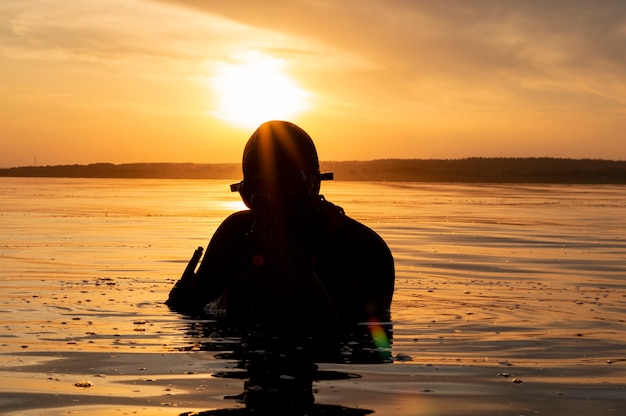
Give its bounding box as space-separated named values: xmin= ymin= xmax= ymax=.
xmin=167 ymin=121 xmax=393 ymax=414
xmin=166 ymin=120 xmax=394 ymax=328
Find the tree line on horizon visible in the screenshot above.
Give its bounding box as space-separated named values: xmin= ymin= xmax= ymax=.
xmin=1 ymin=158 xmax=625 ymax=184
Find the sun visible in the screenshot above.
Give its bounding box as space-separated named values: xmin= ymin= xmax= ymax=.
xmin=209 ymin=52 xmax=311 ymax=129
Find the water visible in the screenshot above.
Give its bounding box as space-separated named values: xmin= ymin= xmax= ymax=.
xmin=1 ymin=177 xmax=625 ymax=415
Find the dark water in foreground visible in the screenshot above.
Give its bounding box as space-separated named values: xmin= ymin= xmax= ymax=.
xmin=1 ymin=178 xmax=625 ymax=415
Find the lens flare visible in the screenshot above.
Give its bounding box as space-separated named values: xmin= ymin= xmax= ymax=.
xmin=368 ymin=321 xmax=391 ymax=358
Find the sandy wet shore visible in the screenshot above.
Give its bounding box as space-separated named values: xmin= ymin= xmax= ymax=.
xmin=1 ymin=271 xmax=624 ymax=416
xmin=1 ymin=349 xmax=624 ymax=416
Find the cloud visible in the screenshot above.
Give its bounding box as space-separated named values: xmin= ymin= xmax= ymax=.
xmin=2 ymin=0 xmax=624 ymax=164
xmin=1 ymin=0 xmax=305 ymax=74
xmin=152 ymin=0 xmax=626 ymax=114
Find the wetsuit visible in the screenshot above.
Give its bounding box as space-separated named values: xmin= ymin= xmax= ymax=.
xmin=166 ymin=196 xmax=394 ymax=327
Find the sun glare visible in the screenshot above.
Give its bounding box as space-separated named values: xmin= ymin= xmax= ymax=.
xmin=209 ymin=52 xmax=311 ymax=129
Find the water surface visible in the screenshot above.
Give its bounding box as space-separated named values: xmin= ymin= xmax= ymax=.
xmin=1 ymin=178 xmax=625 ymax=415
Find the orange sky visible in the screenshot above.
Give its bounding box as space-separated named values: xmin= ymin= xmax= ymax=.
xmin=2 ymin=0 xmax=625 ymax=167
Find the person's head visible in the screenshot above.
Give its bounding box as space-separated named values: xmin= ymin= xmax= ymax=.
xmin=232 ymin=120 xmax=332 ymax=214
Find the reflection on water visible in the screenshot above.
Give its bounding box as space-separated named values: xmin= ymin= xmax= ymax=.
xmin=1 ymin=178 xmax=625 ymax=415
xmin=175 ymin=315 xmax=392 ymax=415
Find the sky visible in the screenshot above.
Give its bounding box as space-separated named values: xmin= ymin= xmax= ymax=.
xmin=1 ymin=0 xmax=625 ymax=167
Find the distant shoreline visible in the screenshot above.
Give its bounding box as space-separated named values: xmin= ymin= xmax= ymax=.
xmin=1 ymin=158 xmax=626 ymax=184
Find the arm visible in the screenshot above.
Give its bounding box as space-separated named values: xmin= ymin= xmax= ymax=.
xmin=164 ymin=246 xmax=204 ymax=311
xmin=317 ymin=215 xmax=395 ymax=324
xmin=165 ymin=211 xmax=253 ymax=314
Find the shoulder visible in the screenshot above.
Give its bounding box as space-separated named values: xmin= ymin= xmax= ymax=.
xmin=210 ymin=210 xmax=253 ymax=242
xmin=342 ymin=215 xmax=390 ymax=253
xmin=224 ymin=209 xmax=253 ymax=223
xmin=318 ymin=197 xmax=390 ymax=252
